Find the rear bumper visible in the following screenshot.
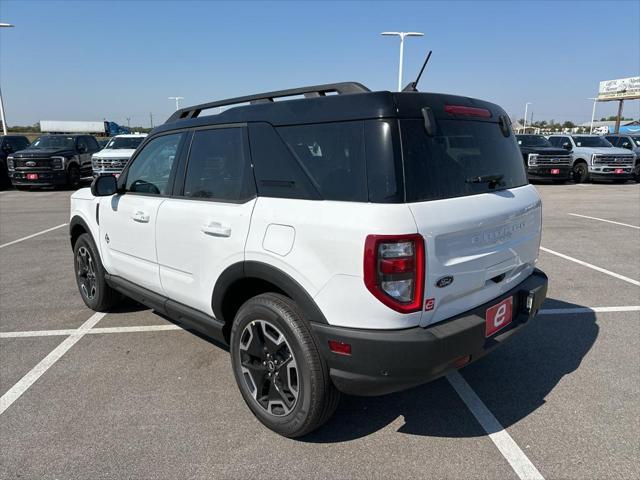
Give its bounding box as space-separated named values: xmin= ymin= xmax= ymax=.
xmin=9 ymin=170 xmax=67 ymax=186
xmin=311 ymin=269 xmax=548 ymax=396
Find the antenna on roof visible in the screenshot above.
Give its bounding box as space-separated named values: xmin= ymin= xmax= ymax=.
xmin=402 ymin=50 xmax=432 ymax=92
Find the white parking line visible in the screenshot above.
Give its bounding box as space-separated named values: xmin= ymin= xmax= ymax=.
xmin=0 ymin=223 xmax=68 ymax=249
xmin=540 ymin=247 xmax=640 ymax=287
xmin=0 ymin=324 xmax=183 ymax=338
xmin=0 ymin=312 xmax=105 ymax=415
xmin=568 ymin=213 xmax=640 ymax=230
xmin=447 ymin=371 xmax=544 ymax=480
xmin=539 ymin=306 xmax=640 ymax=315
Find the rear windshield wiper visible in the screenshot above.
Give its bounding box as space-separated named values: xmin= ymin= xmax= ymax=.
xmin=465 ymin=174 xmax=504 ymax=189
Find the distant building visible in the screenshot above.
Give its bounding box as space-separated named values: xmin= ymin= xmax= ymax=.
xmin=578 ymin=120 xmax=640 ymax=134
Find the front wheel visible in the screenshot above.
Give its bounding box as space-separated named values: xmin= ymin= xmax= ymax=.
xmin=572 ymin=162 xmax=589 ymax=183
xmin=634 ymin=164 xmax=640 ymax=183
xmin=73 ymin=233 xmax=120 ymax=311
xmin=230 ymin=293 xmax=340 ymax=438
xmin=67 ymin=165 xmax=81 ymax=189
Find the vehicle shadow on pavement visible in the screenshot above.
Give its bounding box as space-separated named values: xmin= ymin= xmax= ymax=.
xmin=303 ymin=297 xmax=598 ymax=443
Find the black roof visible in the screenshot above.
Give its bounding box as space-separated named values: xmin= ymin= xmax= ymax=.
xmin=155 ymin=81 xmax=507 ymax=135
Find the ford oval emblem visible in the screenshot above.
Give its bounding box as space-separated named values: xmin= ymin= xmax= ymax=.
xmin=25 ymin=161 xmax=36 ymax=167
xmin=436 ymin=276 xmax=454 ymax=288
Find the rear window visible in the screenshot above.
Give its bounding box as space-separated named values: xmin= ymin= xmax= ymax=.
xmin=401 ymin=119 xmax=528 ymax=202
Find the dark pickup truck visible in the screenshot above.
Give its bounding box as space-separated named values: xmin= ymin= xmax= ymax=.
xmin=7 ymin=134 xmax=100 ymax=189
xmin=516 ymin=134 xmax=572 ymax=183
xmin=1 ymin=135 xmax=31 ymax=188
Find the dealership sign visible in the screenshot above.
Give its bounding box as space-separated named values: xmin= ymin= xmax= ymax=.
xmin=598 ymin=77 xmax=640 ymax=101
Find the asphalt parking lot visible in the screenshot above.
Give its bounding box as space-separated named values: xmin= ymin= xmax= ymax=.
xmin=0 ymin=181 xmax=638 ymax=480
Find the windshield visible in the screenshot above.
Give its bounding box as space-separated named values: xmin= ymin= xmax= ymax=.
xmin=105 ymin=136 xmax=145 ymax=150
xmin=516 ymin=135 xmax=552 ymax=147
xmin=29 ymin=136 xmax=75 ymax=150
xmin=401 ymin=119 xmax=528 ymax=202
xmin=572 ymin=136 xmax=613 ymax=148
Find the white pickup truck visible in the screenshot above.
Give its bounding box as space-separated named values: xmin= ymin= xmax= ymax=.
xmin=91 ymin=134 xmax=147 ymax=178
xmin=547 ymin=134 xmax=636 ymax=183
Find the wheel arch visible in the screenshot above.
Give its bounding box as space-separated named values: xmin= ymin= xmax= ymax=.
xmin=69 ymin=215 xmax=93 ymax=249
xmin=212 ymin=261 xmax=329 ymax=342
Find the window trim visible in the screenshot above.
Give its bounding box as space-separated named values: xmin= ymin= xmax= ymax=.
xmin=171 ymin=123 xmax=257 ymax=205
xmin=117 ymin=129 xmax=190 ymax=198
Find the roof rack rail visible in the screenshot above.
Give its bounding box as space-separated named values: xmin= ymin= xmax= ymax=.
xmin=165 ymin=82 xmax=370 ymax=123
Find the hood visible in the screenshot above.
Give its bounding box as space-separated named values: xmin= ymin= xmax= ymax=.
xmin=581 ymin=147 xmax=635 ymax=155
xmin=93 ymin=148 xmax=136 ymax=159
xmin=519 ymin=146 xmax=569 ymax=156
xmin=12 ymin=148 xmax=74 ymax=158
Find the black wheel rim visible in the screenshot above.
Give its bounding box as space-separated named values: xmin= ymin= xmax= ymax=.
xmin=69 ymin=168 xmax=80 ymax=186
xmin=238 ymin=320 xmax=299 ymax=417
xmin=76 ymin=246 xmax=97 ymax=300
xmin=574 ymin=165 xmax=586 ymax=181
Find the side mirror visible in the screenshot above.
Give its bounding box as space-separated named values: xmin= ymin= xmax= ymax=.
xmin=91 ymin=175 xmax=118 ymax=196
xmin=562 ymin=142 xmax=572 ymax=151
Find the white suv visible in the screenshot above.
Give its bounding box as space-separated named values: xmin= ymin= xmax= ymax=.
xmin=70 ymin=82 xmax=548 ymax=437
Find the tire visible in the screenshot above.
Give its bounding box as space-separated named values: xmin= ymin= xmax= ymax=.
xmin=572 ymin=161 xmax=589 ymax=183
xmin=634 ymin=164 xmax=640 ymax=183
xmin=73 ymin=233 xmax=120 ymax=311
xmin=230 ymin=293 xmax=340 ymax=438
xmin=67 ymin=164 xmax=81 ymax=189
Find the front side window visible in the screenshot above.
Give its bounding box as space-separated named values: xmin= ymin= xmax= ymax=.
xmin=183 ymin=128 xmax=253 ymax=201
xmin=125 ymin=133 xmax=183 ymax=195
xmin=277 ymin=121 xmax=367 ymax=202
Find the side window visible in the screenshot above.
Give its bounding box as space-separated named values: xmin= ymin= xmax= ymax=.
xmin=277 ymin=121 xmax=367 ymax=202
xmin=183 ymin=128 xmax=254 ymax=201
xmin=548 ymin=137 xmax=561 ymax=147
xmin=77 ymin=137 xmax=88 ymax=153
xmin=87 ymin=136 xmax=99 ymax=151
xmin=125 ymin=133 xmax=183 ymax=195
xmin=560 ymin=136 xmax=571 ymax=147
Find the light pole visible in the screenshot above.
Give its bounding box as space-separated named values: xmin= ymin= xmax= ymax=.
xmin=168 ymin=96 xmax=184 ymax=111
xmin=522 ymin=102 xmax=532 ymax=134
xmin=381 ymin=31 xmax=424 ymax=92
xmin=588 ymin=97 xmax=598 ymax=134
xmin=0 ymin=23 xmax=15 ymax=135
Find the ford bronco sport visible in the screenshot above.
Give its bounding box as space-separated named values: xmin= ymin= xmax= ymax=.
xmin=70 ymin=82 xmax=548 ymax=437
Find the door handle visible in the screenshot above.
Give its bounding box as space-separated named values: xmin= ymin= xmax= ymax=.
xmin=131 ymin=211 xmax=150 ymax=223
xmin=201 ymin=222 xmax=231 ymax=238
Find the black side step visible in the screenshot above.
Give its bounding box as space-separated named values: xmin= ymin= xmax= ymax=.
xmin=105 ymin=274 xmax=226 ymax=345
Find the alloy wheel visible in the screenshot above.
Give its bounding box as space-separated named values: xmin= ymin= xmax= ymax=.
xmin=76 ymin=246 xmax=97 ymax=299
xmin=238 ymin=319 xmax=299 ymax=417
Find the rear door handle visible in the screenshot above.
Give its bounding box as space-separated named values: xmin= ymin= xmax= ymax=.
xmin=131 ymin=211 xmax=150 ymax=223
xmin=201 ymin=222 xmax=231 ymax=238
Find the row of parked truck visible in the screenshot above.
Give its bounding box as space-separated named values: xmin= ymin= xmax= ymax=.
xmin=0 ymin=133 xmax=146 ymax=189
xmin=0 ymin=130 xmax=638 ymax=190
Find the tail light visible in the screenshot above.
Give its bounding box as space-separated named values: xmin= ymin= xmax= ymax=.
xmin=363 ymin=234 xmax=425 ymax=313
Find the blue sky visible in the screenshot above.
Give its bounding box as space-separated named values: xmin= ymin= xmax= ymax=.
xmin=1 ymin=0 xmax=639 ymax=127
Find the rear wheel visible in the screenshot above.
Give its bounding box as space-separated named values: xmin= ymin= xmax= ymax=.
xmin=67 ymin=165 xmax=81 ymax=189
xmin=572 ymin=161 xmax=589 ymax=183
xmin=73 ymin=233 xmax=120 ymax=311
xmin=230 ymin=293 xmax=340 ymax=438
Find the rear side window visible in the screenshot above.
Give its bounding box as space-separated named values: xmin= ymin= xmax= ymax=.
xmin=277 ymin=121 xmax=367 ymax=202
xmin=183 ymin=127 xmax=254 ymax=202
xmin=401 ymin=119 xmax=528 ymax=202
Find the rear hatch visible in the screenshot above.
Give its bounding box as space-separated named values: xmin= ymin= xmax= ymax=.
xmin=398 ymin=98 xmax=542 ymax=327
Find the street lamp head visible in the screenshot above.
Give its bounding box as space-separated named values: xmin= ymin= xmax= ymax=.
xmin=381 ymin=31 xmax=424 ymax=37
xmin=0 ymin=23 xmax=15 ymax=28
xmin=405 ymin=32 xmax=424 ymax=37
xmin=381 ymin=32 xmax=401 ymax=36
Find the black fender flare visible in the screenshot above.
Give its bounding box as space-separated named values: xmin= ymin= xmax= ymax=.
xmin=212 ymin=261 xmax=328 ymax=325
xmin=69 ymin=215 xmax=93 ymax=249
